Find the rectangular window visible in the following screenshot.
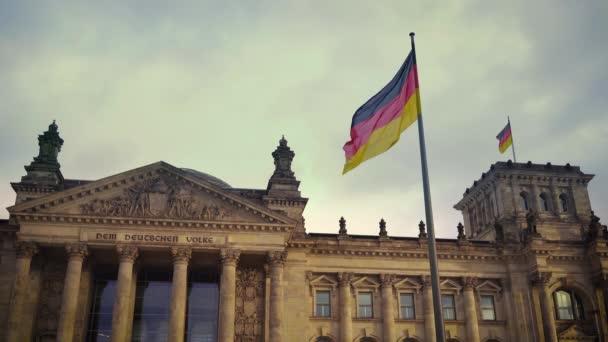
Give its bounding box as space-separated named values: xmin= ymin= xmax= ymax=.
xmin=315 ymin=290 xmax=331 ymax=317
xmin=399 ymin=293 xmax=415 ymax=319
xmin=442 ymin=294 xmax=456 ymax=320
xmin=480 ymin=295 xmax=496 ymax=320
xmin=358 ymin=292 xmax=373 ymax=318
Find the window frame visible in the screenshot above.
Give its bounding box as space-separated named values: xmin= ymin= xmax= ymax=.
xmin=480 ymin=294 xmax=497 ymax=321
xmin=357 ymin=291 xmax=374 ymax=318
xmin=553 ymin=289 xmax=584 ymax=321
xmin=539 ymin=193 xmax=550 ymax=212
xmin=520 ymin=192 xmax=529 ymax=211
xmin=441 ymin=294 xmax=457 ymax=321
xmin=314 ymin=289 xmax=331 ymax=318
xmin=398 ymin=292 xmax=416 ymax=320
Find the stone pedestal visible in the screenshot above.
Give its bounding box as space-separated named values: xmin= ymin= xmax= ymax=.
xmin=169 ymin=247 xmax=192 ymax=342
xmin=57 ymin=244 xmax=88 ymax=342
xmin=6 ymin=241 xmax=38 ymax=342
xmin=462 ymin=277 xmax=480 ymax=342
xmin=531 ymin=272 xmax=558 ymax=342
xmin=218 ymin=249 xmax=240 ymax=342
xmin=111 ymin=245 xmax=138 ymax=342
xmin=380 ymin=274 xmax=395 ymax=342
xmin=268 ymin=251 xmax=287 ymax=342
xmin=422 ymin=276 xmax=436 ymax=342
xmin=338 ymin=272 xmax=353 ymax=342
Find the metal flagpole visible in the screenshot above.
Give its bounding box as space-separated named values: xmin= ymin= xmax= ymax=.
xmin=508 ymin=116 xmax=517 ymax=163
xmin=410 ymin=32 xmax=445 ymax=342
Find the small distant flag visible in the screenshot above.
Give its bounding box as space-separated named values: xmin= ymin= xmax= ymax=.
xmin=496 ymin=121 xmax=513 ymax=154
xmin=342 ymin=50 xmax=421 ymax=174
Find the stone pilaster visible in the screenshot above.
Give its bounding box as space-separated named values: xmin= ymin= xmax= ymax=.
xmin=6 ymin=241 xmax=38 ymax=342
xmin=57 ymin=244 xmax=88 ymax=342
xmin=462 ymin=277 xmax=480 ymax=342
xmin=169 ymin=247 xmax=192 ymax=342
xmin=422 ymin=276 xmax=436 ymax=342
xmin=218 ymin=248 xmax=240 ymax=342
xmin=111 ymin=245 xmax=138 ymax=342
xmin=530 ymin=271 xmax=557 ymax=342
xmin=380 ymin=274 xmax=395 ymax=342
xmin=593 ymin=273 xmax=608 ymax=340
xmin=268 ymin=251 xmax=287 ymax=342
xmin=338 ymin=272 xmax=353 ymax=342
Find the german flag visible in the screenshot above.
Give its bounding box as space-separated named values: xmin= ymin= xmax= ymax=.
xmin=343 ymin=50 xmax=421 ymax=174
xmin=496 ymin=122 xmax=513 ymax=153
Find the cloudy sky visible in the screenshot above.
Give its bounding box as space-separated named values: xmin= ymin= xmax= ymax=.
xmin=1 ymin=1 xmax=607 ymax=238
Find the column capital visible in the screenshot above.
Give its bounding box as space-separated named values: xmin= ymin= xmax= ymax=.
xmin=462 ymin=276 xmax=478 ymax=290
xmin=116 ymin=245 xmax=139 ymax=262
xmin=171 ymin=247 xmax=192 ymax=264
xmin=379 ymin=273 xmax=396 ymax=288
xmin=421 ymin=275 xmax=432 ymax=288
xmin=15 ymin=240 xmax=38 ymax=258
xmin=529 ymin=271 xmax=552 ymax=287
xmin=220 ymin=248 xmax=241 ymax=266
xmin=65 ymin=243 xmax=88 ymax=261
xmin=337 ymin=272 xmax=353 ymax=287
xmin=499 ymin=277 xmax=511 ymax=291
xmin=267 ymin=251 xmax=287 ymax=266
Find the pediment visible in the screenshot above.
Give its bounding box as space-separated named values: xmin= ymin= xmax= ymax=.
xmin=558 ymin=324 xmax=595 ymax=340
xmin=476 ymin=280 xmax=501 ymax=293
xmin=352 ymin=276 xmax=380 ymax=289
xmin=440 ymin=279 xmax=463 ymax=294
xmin=393 ymin=277 xmax=422 ymax=292
xmin=8 ymin=162 xmax=295 ymax=226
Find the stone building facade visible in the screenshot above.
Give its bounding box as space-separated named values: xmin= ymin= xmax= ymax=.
xmin=0 ymin=122 xmax=607 ymax=342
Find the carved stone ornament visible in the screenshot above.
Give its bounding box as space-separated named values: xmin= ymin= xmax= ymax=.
xmin=529 ymin=271 xmax=552 ymax=287
xmin=418 ymin=221 xmax=427 ymax=238
xmin=379 ymin=218 xmax=388 ymax=238
xmin=267 ymin=251 xmax=287 ymax=266
xmin=235 ymin=268 xmax=265 ymax=342
xmin=337 ymin=272 xmax=354 ymax=287
xmin=15 ymin=240 xmax=39 ymax=258
xmin=456 ymin=222 xmax=466 ymax=240
xmin=79 ymin=176 xmax=233 ymax=220
xmin=35 ymin=260 xmax=66 ymax=338
xmin=462 ymin=276 xmax=478 ymax=289
xmin=379 ymin=273 xmax=395 ymax=287
xmin=220 ymin=249 xmax=241 ymax=265
xmin=116 ymin=245 xmax=138 ymax=262
xmin=65 ymin=243 xmax=88 ymax=260
xmin=338 ymin=216 xmax=347 ymax=236
xmin=171 ymin=247 xmax=192 ymax=264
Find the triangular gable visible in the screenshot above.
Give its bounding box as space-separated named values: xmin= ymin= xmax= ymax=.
xmin=558 ymin=324 xmax=595 ymax=339
xmin=440 ymin=279 xmax=463 ymax=294
xmin=352 ymin=276 xmax=380 ymax=290
xmin=476 ymin=280 xmax=502 ymax=293
xmin=393 ymin=277 xmax=422 ymax=293
xmin=308 ymin=274 xmax=338 ymax=295
xmin=8 ymin=161 xmax=295 ymax=226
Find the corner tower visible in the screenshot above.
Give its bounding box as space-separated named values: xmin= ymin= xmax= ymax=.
xmin=454 ymin=161 xmax=594 ymax=242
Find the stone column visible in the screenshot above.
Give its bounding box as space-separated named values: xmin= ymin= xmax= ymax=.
xmin=421 ymin=276 xmax=437 ymax=342
xmin=593 ymin=273 xmax=608 ymax=341
xmin=57 ymin=244 xmax=89 ymax=342
xmin=462 ymin=277 xmax=480 ymax=342
xmin=550 ymin=184 xmax=561 ymax=215
xmin=531 ymin=272 xmax=557 ymax=342
xmin=380 ymin=274 xmax=396 ymax=342
xmin=168 ymin=247 xmax=192 ymax=342
xmin=268 ymin=251 xmax=287 ymax=342
xmin=218 ymin=248 xmax=240 ymax=342
xmin=111 ymin=245 xmax=139 ymax=342
xmin=6 ymin=241 xmax=38 ymax=342
xmin=338 ymin=272 xmax=353 ymax=342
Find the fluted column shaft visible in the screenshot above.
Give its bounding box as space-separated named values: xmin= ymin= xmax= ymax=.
xmin=169 ymin=247 xmax=192 ymax=342
xmin=111 ymin=245 xmax=138 ymax=342
xmin=338 ymin=272 xmax=353 ymax=342
xmin=463 ymin=277 xmax=480 ymax=342
xmin=532 ymin=272 xmax=557 ymax=342
xmin=268 ymin=251 xmax=287 ymax=342
xmin=57 ymin=244 xmax=88 ymax=342
xmin=422 ymin=277 xmax=436 ymax=342
xmin=6 ymin=241 xmax=38 ymax=342
xmin=380 ymin=274 xmax=395 ymax=342
xmin=218 ymin=249 xmax=240 ymax=342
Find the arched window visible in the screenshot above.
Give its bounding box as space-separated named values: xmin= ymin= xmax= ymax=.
xmin=553 ymin=289 xmax=584 ymax=320
xmin=539 ymin=193 xmax=550 ymax=211
xmin=316 ymin=337 xmax=334 ymax=342
xmin=520 ymin=192 xmax=529 ymax=210
xmin=559 ymin=194 xmax=569 ymax=212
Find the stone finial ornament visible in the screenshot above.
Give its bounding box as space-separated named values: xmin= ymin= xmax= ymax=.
xmin=270 ymin=135 xmax=295 ymax=181
xmin=20 ymin=120 xmax=65 ymax=186
xmin=456 ymin=222 xmax=466 ymax=240
xmin=418 ymin=220 xmax=427 ymax=238
xmin=588 ymin=211 xmax=606 ymax=240
xmin=379 ymin=218 xmax=388 ymax=238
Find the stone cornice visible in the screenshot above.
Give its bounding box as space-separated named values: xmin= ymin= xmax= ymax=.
xmin=12 ymin=213 xmax=292 ymax=232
